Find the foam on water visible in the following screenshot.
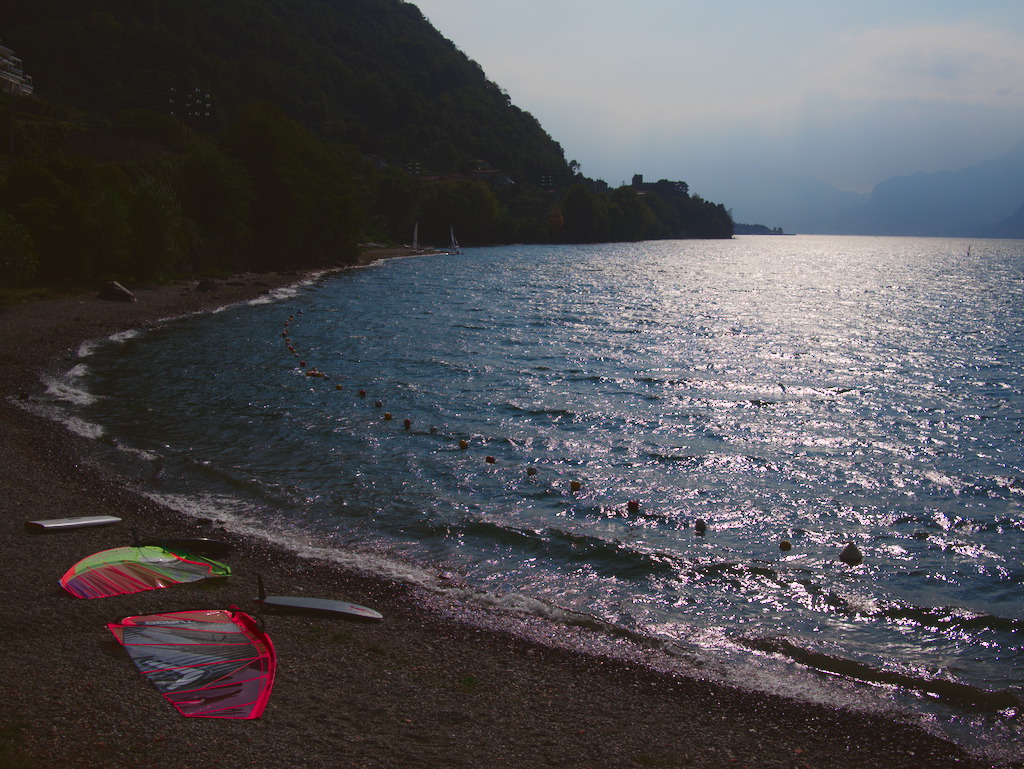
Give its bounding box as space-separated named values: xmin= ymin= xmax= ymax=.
xmin=108 ymin=329 xmax=142 ymax=344
xmin=21 ymin=398 xmax=105 ymax=440
xmin=41 ymin=375 xmax=99 ymax=407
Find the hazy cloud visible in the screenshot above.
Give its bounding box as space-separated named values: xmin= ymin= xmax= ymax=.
xmin=802 ymin=24 xmax=1024 ymax=104
xmin=414 ymin=1 xmax=1024 ymax=203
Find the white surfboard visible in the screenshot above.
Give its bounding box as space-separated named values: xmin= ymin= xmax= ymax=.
xmin=25 ymin=515 xmax=122 ymax=531
xmin=255 ymin=576 xmax=383 ymax=620
xmin=256 ymin=594 xmax=383 ymax=620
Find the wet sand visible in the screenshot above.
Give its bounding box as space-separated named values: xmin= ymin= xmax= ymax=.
xmin=0 ymin=252 xmax=1010 ymax=768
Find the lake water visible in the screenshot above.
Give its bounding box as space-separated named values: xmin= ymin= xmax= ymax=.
xmin=48 ymin=235 xmax=1024 ymax=759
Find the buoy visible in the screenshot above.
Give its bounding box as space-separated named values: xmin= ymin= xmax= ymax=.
xmin=300 ymin=361 xmax=306 ymax=367
xmin=694 ymin=519 xmax=707 ymax=534
xmin=384 ymin=412 xmax=392 ymax=421
xmin=570 ymin=480 xmax=582 ymax=492
xmin=627 ymin=500 xmax=640 ymax=514
xmin=485 ymin=456 xmax=496 ymax=464
xmin=779 ymin=540 xmax=792 ymax=551
xmin=336 ymin=384 xmax=343 ymax=390
xmin=404 ymin=419 xmax=412 ymax=430
xmin=840 ymin=542 xmax=863 ymax=566
xmin=375 ymin=400 xmax=383 ymax=408
xmin=359 ymin=390 xmax=367 ymax=398
xmin=526 ymin=467 xmax=538 ymax=476
xmin=459 ymin=439 xmax=469 ymax=450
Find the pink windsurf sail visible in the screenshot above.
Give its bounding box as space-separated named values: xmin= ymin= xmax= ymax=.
xmin=59 ymin=545 xmax=230 ymax=599
xmin=108 ymin=608 xmax=276 ymax=719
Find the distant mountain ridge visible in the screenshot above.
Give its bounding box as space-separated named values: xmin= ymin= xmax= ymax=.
xmin=817 ymin=141 xmax=1024 ymax=238
xmin=687 ymin=144 xmax=1024 ymax=239
xmin=990 ymin=202 xmax=1024 ymax=238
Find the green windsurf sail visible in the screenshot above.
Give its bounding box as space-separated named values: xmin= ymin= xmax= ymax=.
xmin=60 ymin=545 xmax=230 ymax=599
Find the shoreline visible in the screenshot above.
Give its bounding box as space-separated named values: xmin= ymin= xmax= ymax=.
xmin=0 ymin=251 xmax=1012 ymax=768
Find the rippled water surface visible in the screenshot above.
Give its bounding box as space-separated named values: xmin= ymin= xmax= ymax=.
xmin=59 ymin=236 xmax=1024 ymax=756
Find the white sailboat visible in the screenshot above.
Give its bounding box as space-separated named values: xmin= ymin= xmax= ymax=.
xmin=411 ymin=221 xmax=419 ymax=251
xmin=447 ymin=225 xmax=461 ymax=255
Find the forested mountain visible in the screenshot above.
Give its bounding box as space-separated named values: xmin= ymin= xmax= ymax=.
xmin=0 ymin=0 xmax=732 ymax=288
xmin=6 ymin=0 xmax=571 ymax=185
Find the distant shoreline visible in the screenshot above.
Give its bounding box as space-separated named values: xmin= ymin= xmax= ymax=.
xmin=0 ymin=248 xmax=1004 ymax=769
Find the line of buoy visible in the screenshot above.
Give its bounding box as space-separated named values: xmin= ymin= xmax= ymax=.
xmin=282 ymin=311 xmax=602 ymax=495
xmin=278 ymin=311 xmax=863 ymax=552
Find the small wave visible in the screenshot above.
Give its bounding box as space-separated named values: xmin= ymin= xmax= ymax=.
xmin=21 ymin=399 xmax=105 ymax=440
xmin=543 ymin=527 xmax=681 ymax=579
xmin=65 ymin=363 xmax=90 ymax=379
xmin=76 ymin=328 xmax=143 ymax=359
xmin=76 ymin=339 xmax=100 ymax=358
xmin=117 ymin=444 xmax=160 ymax=463
xmin=144 ymin=490 xmax=441 ymax=588
xmin=42 ymin=375 xmax=99 ymax=407
xmin=743 ymin=635 xmax=1023 ymax=713
xmin=461 ymin=519 xmax=678 ymax=580
xmin=505 ymin=402 xmax=578 ymax=420
xmin=878 ymin=604 xmax=1024 ymax=636
xmin=108 ymin=329 xmax=142 ymax=344
xmin=248 ymin=285 xmax=302 ymax=305
xmin=445 ymin=587 xmax=599 ymax=625
xmin=64 ymin=415 xmax=105 ymax=440
xmin=17 ymin=397 xmax=105 ymax=438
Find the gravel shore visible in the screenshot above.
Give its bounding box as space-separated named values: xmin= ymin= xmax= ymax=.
xmin=0 ymin=253 xmax=1011 ymax=768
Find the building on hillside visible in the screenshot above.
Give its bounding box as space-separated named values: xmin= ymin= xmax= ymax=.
xmin=631 ymin=174 xmax=689 ymax=196
xmin=0 ymin=43 xmax=33 ymax=96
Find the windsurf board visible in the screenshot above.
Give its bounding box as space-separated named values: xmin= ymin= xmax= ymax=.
xmin=256 ymin=594 xmax=383 ymax=620
xmin=25 ymin=515 xmax=122 ymax=531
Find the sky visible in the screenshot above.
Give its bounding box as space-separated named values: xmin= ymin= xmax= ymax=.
xmin=411 ymin=0 xmax=1024 ymax=203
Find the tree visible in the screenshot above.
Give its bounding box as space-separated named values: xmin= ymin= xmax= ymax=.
xmin=0 ymin=208 xmax=38 ymax=286
xmin=561 ymin=184 xmax=609 ymax=243
xmin=222 ymin=101 xmax=363 ymax=269
xmin=176 ymin=142 xmax=253 ymax=272
xmin=127 ymin=174 xmax=195 ymax=280
xmin=608 ymin=186 xmax=656 ymax=242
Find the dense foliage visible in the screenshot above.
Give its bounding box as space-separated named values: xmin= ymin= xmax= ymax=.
xmin=1 ymin=0 xmax=732 ymax=288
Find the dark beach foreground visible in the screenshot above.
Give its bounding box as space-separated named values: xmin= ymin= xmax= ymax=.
xmin=0 ymin=252 xmax=1014 ymax=769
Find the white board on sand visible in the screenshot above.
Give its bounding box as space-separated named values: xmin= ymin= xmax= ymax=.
xmin=25 ymin=515 xmax=122 ymax=531
xmin=255 ymin=576 xmax=382 ymax=620
xmin=256 ymin=594 xmax=384 ymax=620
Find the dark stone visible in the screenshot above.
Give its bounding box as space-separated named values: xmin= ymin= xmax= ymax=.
xmin=840 ymin=542 xmax=863 ymax=566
